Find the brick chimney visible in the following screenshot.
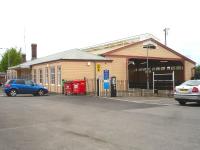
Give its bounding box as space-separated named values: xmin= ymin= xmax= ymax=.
xmin=31 ymin=44 xmax=37 ymax=60
xmin=22 ymin=54 xmax=26 ymax=63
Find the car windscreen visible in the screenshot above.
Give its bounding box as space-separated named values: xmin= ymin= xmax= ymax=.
xmin=181 ymin=80 xmax=200 ymax=86
xmin=6 ymin=80 xmax=14 ymax=84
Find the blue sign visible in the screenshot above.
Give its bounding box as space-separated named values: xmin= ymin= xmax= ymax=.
xmin=104 ymin=81 xmax=109 ymax=89
xmin=104 ymin=69 xmax=109 ymax=80
xmin=103 ymin=69 xmax=110 ymax=89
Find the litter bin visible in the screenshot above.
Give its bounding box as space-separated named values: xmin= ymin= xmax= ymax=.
xmin=64 ymin=81 xmax=73 ymax=95
xmin=73 ymin=80 xmax=86 ymax=95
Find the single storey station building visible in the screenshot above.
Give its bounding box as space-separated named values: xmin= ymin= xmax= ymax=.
xmin=8 ymin=33 xmax=196 ymax=93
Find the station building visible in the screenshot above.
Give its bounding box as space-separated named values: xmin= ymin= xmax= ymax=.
xmin=8 ymin=33 xmax=196 ymax=93
xmin=0 ymin=72 xmax=6 ymax=84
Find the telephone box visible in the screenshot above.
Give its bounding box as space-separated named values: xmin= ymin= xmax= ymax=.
xmin=110 ymin=76 xmax=117 ymax=97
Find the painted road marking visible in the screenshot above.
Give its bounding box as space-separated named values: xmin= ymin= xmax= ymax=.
xmin=101 ymin=97 xmax=174 ymax=106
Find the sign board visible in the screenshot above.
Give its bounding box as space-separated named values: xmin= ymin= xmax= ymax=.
xmin=96 ymin=64 xmax=101 ymax=72
xmin=103 ymin=69 xmax=110 ymax=89
xmin=103 ymin=69 xmax=109 ymax=80
xmin=104 ymin=80 xmax=109 ymax=90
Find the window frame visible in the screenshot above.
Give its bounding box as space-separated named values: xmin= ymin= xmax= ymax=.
xmin=57 ymin=66 xmax=61 ymax=86
xmin=33 ymin=69 xmax=37 ymax=83
xmin=45 ymin=67 xmax=49 ymax=85
xmin=50 ymin=66 xmax=55 ymax=85
xmin=39 ymin=69 xmax=43 ymax=84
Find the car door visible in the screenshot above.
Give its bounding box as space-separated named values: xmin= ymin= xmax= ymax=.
xmin=25 ymin=80 xmax=36 ymax=94
xmin=15 ymin=80 xmax=26 ymax=94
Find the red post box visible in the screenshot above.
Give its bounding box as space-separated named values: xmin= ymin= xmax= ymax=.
xmin=64 ymin=81 xmax=73 ymax=95
xmin=79 ymin=80 xmax=86 ymax=95
xmin=73 ymin=80 xmax=79 ymax=95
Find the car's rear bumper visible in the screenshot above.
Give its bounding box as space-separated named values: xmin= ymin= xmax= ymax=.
xmin=174 ymin=94 xmax=200 ymax=102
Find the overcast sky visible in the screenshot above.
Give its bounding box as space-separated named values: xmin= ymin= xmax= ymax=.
xmin=0 ymin=0 xmax=199 ymax=64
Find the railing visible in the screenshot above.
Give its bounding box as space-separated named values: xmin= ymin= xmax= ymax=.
xmin=85 ymin=79 xmax=174 ymax=97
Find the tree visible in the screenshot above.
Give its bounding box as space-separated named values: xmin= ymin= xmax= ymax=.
xmin=193 ymin=65 xmax=200 ymax=79
xmin=0 ymin=48 xmax=22 ymax=72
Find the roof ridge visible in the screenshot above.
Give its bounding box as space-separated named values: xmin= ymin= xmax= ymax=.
xmin=82 ymin=33 xmax=159 ymax=52
xmin=9 ymin=49 xmax=110 ymax=70
xmin=102 ymin=38 xmax=196 ymax=65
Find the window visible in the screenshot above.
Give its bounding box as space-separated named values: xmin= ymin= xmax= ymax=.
xmin=25 ymin=80 xmax=34 ymax=85
xmin=143 ymin=68 xmax=147 ymax=71
xmin=167 ymin=66 xmax=171 ymax=70
xmin=50 ymin=66 xmax=55 ymax=84
xmin=156 ymin=67 xmax=160 ymax=71
xmin=7 ymin=71 xmax=11 ymax=80
xmin=15 ymin=79 xmax=25 ymax=84
xmin=138 ymin=68 xmax=143 ymax=71
xmin=171 ymin=66 xmax=176 ymax=70
xmin=6 ymin=80 xmax=14 ymax=84
xmin=33 ymin=69 xmax=37 ymax=83
xmin=57 ymin=66 xmax=61 ymax=85
xmin=161 ymin=67 xmax=165 ymax=71
xmin=39 ymin=69 xmax=43 ymax=84
xmin=176 ymin=66 xmax=183 ymax=70
xmin=45 ymin=67 xmax=49 ymax=84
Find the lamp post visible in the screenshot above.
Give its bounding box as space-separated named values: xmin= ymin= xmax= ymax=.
xmin=143 ymin=42 xmax=156 ymax=90
xmin=163 ymin=28 xmax=170 ymax=46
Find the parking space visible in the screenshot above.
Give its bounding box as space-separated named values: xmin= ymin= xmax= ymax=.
xmin=0 ymin=94 xmax=200 ymax=150
xmin=103 ymin=96 xmax=177 ymax=106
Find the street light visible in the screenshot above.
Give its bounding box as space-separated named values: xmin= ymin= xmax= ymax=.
xmin=143 ymin=41 xmax=156 ymax=90
xmin=163 ymin=28 xmax=170 ymax=46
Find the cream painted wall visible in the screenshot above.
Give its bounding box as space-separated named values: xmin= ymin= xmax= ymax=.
xmin=110 ymin=43 xmax=182 ymax=59
xmin=31 ymin=60 xmax=113 ymax=93
xmin=103 ymin=57 xmax=127 ymax=80
xmin=61 ymin=61 xmax=94 ymax=80
xmin=184 ymin=60 xmax=195 ymax=80
xmin=32 ymin=61 xmax=63 ymax=93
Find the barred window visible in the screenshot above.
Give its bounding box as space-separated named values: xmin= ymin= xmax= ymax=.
xmin=57 ymin=66 xmax=61 ymax=85
xmin=50 ymin=66 xmax=55 ymax=84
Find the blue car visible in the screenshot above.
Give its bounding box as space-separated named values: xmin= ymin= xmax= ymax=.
xmin=3 ymin=79 xmax=48 ymax=97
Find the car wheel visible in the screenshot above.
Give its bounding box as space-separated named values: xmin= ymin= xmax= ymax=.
xmin=38 ymin=89 xmax=44 ymax=96
xmin=196 ymin=102 xmax=200 ymax=105
xmin=9 ymin=89 xmax=17 ymax=97
xmin=178 ymin=100 xmax=186 ymax=105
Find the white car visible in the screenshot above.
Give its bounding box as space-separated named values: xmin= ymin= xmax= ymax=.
xmin=174 ymin=80 xmax=200 ymax=105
